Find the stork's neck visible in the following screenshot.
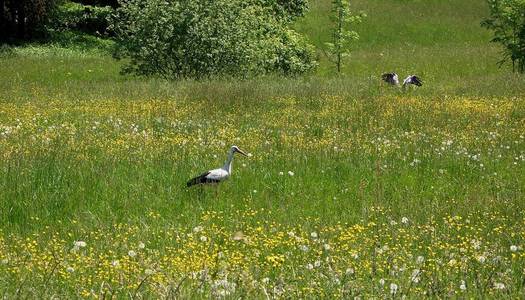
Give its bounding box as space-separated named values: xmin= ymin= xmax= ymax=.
xmin=222 ymin=150 xmax=235 ymax=173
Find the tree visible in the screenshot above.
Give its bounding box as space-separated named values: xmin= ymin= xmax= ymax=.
xmin=0 ymin=0 xmax=58 ymax=42
xmin=111 ymin=0 xmax=317 ymax=79
xmin=481 ymin=0 xmax=525 ymax=73
xmin=324 ymin=0 xmax=365 ymax=73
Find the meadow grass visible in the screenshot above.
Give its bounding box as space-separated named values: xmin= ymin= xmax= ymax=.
xmin=0 ymin=0 xmax=524 ymax=298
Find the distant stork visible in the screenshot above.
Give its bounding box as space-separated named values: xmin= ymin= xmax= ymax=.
xmin=382 ymin=73 xmax=423 ymax=90
xmin=187 ymin=145 xmax=248 ymax=187
xmin=381 ymin=72 xmax=399 ymax=86
xmin=402 ymin=75 xmax=423 ymax=89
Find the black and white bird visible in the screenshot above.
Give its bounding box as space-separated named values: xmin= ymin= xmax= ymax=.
xmin=186 ymin=145 xmax=248 ymax=187
xmin=381 ymin=72 xmax=400 ymax=86
xmin=402 ymin=75 xmax=423 ymax=88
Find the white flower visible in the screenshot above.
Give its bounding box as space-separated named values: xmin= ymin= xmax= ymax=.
xmin=310 ymin=232 xmax=318 ymax=239
xmin=253 ymin=189 xmax=257 ymax=194
xmin=510 ymin=245 xmax=518 ymax=252
xmin=145 ymin=269 xmax=155 ymax=275
xmin=200 ymin=236 xmax=208 ymax=242
xmin=477 ymin=255 xmax=486 ymax=264
xmin=287 ymin=231 xmax=295 ymax=237
xmin=111 ymin=260 xmax=120 ymax=267
xmin=299 ymin=245 xmax=309 ymax=252
xmin=494 ymin=282 xmax=505 ymax=290
xmin=314 ymin=260 xmax=321 ymax=267
xmin=390 ymin=283 xmax=398 ymax=295
xmin=279 ymin=171 xmax=284 ymax=176
xmin=460 ymin=280 xmax=467 ymax=291
xmin=345 ymin=268 xmax=355 ymax=275
xmin=306 ymin=263 xmax=314 ymax=270
xmin=261 ymin=277 xmax=270 ymax=284
xmin=416 ymin=256 xmax=425 ymax=264
xmin=128 ymin=250 xmax=137 ymax=258
xmin=323 ymin=244 xmax=331 ymax=251
xmin=73 ymin=241 xmax=87 ymax=248
xmin=390 ymin=220 xmax=398 ymax=226
xmin=138 ymin=242 xmax=146 ymax=249
xmin=288 ymin=171 xmax=294 ymax=176
xmin=193 ymin=226 xmax=203 ymax=233
xmin=66 ymin=266 xmax=75 ymax=273
xmin=379 ymin=278 xmax=385 ymax=286
xmin=247 ymin=153 xmax=253 ymax=157
xmin=401 ymin=217 xmax=409 ymax=224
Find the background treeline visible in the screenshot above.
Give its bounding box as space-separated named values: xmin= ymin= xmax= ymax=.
xmin=1 ymin=0 xmax=523 ymax=76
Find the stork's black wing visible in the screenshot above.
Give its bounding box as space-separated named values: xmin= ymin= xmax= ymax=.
xmin=381 ymin=73 xmax=393 ymax=82
xmin=187 ymin=171 xmax=211 ymax=187
xmin=411 ymin=76 xmax=423 ymax=86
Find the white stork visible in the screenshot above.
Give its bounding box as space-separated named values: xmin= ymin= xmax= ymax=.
xmin=187 ymin=145 xmax=248 ymax=187
xmin=381 ymin=72 xmax=399 ymax=86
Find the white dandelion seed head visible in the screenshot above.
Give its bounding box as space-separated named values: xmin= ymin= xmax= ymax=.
xmin=145 ymin=269 xmax=155 ymax=275
xmin=299 ymin=245 xmax=309 ymax=252
xmin=288 ymin=171 xmax=294 ymax=176
xmin=379 ymin=278 xmax=385 ymax=286
xmin=128 ymin=250 xmax=137 ymax=258
xmin=306 ymin=263 xmax=314 ymax=270
xmin=138 ymin=242 xmax=146 ymax=249
xmin=345 ymin=267 xmax=355 ymax=275
xmin=200 ymin=235 xmax=208 ymax=242
xmin=73 ymin=241 xmax=87 ymax=248
xmin=416 ymin=256 xmax=425 ymax=264
xmin=460 ymin=280 xmax=467 ymax=291
xmin=390 ymin=283 xmax=398 ymax=295
xmin=66 ymin=266 xmax=75 ymax=273
xmin=494 ymin=282 xmax=505 ymax=290
xmin=323 ymin=244 xmax=331 ymax=251
xmin=111 ymin=260 xmax=120 ymax=267
xmin=510 ymin=245 xmax=518 ymax=252
xmin=193 ymin=226 xmax=203 ymax=233
xmin=401 ymin=217 xmax=409 ymax=224
xmin=314 ymin=260 xmax=321 ymax=268
xmin=310 ymin=232 xmax=318 ymax=239
xmin=477 ymin=255 xmax=486 ymax=264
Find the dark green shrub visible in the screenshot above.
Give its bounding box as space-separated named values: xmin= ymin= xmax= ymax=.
xmin=482 ymin=0 xmax=525 ymax=73
xmin=49 ymin=2 xmax=112 ymax=36
xmin=72 ymin=0 xmax=118 ymax=8
xmin=111 ymin=0 xmax=317 ymax=79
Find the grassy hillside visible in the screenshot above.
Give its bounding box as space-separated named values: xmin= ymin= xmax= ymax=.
xmin=0 ymin=0 xmax=524 ymax=298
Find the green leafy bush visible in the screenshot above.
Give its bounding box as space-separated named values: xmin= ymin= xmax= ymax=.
xmin=110 ymin=0 xmax=317 ymax=79
xmin=49 ymin=2 xmax=112 ymax=35
xmin=482 ymin=0 xmax=525 ymax=73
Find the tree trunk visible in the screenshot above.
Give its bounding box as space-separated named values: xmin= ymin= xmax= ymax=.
xmin=17 ymin=0 xmax=26 ymax=39
xmin=0 ymin=0 xmax=5 ymax=40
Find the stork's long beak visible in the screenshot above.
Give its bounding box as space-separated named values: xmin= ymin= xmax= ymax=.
xmin=236 ymin=148 xmax=248 ymax=157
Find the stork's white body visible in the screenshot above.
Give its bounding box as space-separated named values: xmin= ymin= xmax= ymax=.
xmin=187 ymin=146 xmax=247 ymax=187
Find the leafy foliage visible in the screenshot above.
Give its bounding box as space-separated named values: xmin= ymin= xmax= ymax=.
xmin=324 ymin=0 xmax=365 ymax=73
xmin=49 ymin=2 xmax=112 ymax=36
xmin=481 ymin=0 xmax=525 ymax=73
xmin=110 ymin=0 xmax=317 ymax=79
xmin=0 ymin=0 xmax=59 ymax=41
xmin=72 ymin=0 xmax=119 ymax=8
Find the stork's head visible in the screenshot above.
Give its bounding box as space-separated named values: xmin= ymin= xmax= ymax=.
xmin=231 ymin=145 xmax=248 ymax=156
